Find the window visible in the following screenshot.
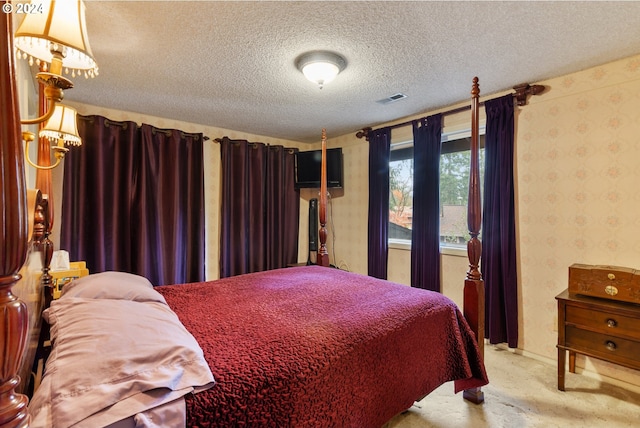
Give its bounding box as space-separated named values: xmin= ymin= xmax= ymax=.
xmin=389 ymin=129 xmax=485 ymax=248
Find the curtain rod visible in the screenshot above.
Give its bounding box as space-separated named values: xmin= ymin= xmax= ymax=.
xmin=79 ymin=115 xmax=211 ymax=141
xmin=355 ymin=82 xmax=545 ymax=140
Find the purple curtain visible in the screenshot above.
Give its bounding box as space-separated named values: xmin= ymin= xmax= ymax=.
xmin=367 ymin=127 xmax=391 ymax=279
xmin=219 ymin=137 xmax=299 ymax=278
xmin=61 ymin=116 xmax=205 ymax=286
xmin=61 ymin=116 xmax=139 ymax=274
xmin=265 ymin=145 xmax=300 ymax=269
xmin=482 ymin=95 xmax=518 ymax=347
xmin=410 ymin=114 xmax=442 ymax=291
xmin=134 ymin=125 xmax=205 ymax=286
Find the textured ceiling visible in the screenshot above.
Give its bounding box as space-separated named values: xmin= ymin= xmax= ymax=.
xmin=62 ymin=1 xmax=640 ymax=143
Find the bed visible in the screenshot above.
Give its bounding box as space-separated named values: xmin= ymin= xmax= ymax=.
xmin=26 ymin=267 xmax=487 ymax=427
xmin=1 ymin=11 xmax=488 ymax=427
xmin=171 ymin=267 xmax=485 ymax=427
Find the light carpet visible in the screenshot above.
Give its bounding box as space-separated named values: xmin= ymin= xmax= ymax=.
xmin=386 ymin=346 xmax=640 ymax=428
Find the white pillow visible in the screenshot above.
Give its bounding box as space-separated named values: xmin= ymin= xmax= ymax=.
xmin=28 ymin=297 xmax=215 ymax=427
xmin=60 ymin=271 xmax=166 ymax=304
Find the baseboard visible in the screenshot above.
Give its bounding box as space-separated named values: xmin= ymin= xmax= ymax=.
xmin=487 ymin=342 xmax=640 ymax=394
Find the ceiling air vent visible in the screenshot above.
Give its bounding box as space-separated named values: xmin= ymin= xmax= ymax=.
xmin=376 ymin=93 xmax=407 ymax=105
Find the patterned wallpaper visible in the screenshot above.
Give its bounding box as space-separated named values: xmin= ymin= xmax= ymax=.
xmin=58 ymin=53 xmax=640 ymax=389
xmin=516 ymin=54 xmax=640 ymax=386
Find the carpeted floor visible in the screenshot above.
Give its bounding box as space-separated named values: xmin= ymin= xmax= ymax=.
xmin=386 ymin=346 xmax=640 ymax=428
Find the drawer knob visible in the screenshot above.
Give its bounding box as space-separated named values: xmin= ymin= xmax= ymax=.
xmin=606 ymin=318 xmax=617 ymax=328
xmin=608 ymin=273 xmax=616 ymax=280
xmin=605 ymin=285 xmax=618 ymax=296
xmin=605 ymin=341 xmax=617 ymax=351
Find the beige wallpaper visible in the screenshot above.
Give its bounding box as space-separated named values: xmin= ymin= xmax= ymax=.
xmin=53 ymin=53 xmax=640 ymax=389
xmin=516 ymin=54 xmax=640 ymax=386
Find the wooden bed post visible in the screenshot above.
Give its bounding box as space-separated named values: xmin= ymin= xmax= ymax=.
xmin=463 ymin=77 xmax=485 ymax=404
xmin=36 ymin=64 xmax=55 ymax=231
xmin=0 ymin=8 xmax=31 ymax=427
xmin=317 ymin=128 xmax=330 ymax=267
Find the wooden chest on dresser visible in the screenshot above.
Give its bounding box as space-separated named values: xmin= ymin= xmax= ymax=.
xmin=568 ymin=263 xmax=640 ymax=304
xmin=556 ymin=265 xmax=640 ymax=391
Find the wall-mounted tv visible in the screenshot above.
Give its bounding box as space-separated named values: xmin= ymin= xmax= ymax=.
xmin=294 ymin=148 xmax=343 ymax=189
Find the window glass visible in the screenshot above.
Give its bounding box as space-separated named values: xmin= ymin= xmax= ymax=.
xmin=389 ymin=132 xmax=485 ymax=248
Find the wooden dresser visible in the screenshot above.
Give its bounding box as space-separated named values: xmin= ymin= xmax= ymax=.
xmin=556 ymin=264 xmax=640 ymax=391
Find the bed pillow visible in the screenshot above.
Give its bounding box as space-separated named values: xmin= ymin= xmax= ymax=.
xmin=28 ymin=297 xmax=215 ymax=428
xmin=60 ymin=271 xmax=167 ymax=304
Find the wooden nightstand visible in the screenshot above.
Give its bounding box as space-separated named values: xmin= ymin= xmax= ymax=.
xmin=556 ymin=289 xmax=640 ymax=391
xmin=50 ymin=261 xmax=89 ymax=299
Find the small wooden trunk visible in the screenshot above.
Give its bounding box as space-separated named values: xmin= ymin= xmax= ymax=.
xmin=569 ymin=264 xmax=640 ymax=305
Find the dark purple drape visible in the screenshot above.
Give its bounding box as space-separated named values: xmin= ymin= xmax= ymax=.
xmin=482 ymin=95 xmax=518 ymax=348
xmin=367 ymin=127 xmax=391 ymax=279
xmin=219 ymin=138 xmax=299 ymax=278
xmin=134 ymin=125 xmax=205 ymax=286
xmin=410 ymin=114 xmax=442 ymax=291
xmin=61 ymin=116 xmax=139 ymax=274
xmin=265 ymin=145 xmax=300 ymax=269
xmin=61 ymin=116 xmax=205 ymax=286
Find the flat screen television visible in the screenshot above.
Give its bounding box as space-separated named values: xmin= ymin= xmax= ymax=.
xmin=294 ymin=148 xmax=343 ymax=189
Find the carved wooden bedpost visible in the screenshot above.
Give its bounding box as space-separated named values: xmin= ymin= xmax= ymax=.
xmin=0 ymin=7 xmax=31 ymax=427
xmin=317 ymin=129 xmax=330 ymax=267
xmin=34 ymin=196 xmax=54 ymax=308
xmin=463 ymin=77 xmax=485 ymax=404
xmin=36 ymin=65 xmax=55 ymax=231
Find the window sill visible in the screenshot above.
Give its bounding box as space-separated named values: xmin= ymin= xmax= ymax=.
xmin=389 ymin=239 xmax=411 ymax=251
xmin=388 ymin=240 xmax=467 ymax=258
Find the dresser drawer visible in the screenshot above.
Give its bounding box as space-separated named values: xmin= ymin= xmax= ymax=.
xmin=565 ymin=325 xmax=640 ymax=369
xmin=566 ymin=305 xmax=640 ymax=340
xmin=557 ymin=287 xmax=640 ymax=390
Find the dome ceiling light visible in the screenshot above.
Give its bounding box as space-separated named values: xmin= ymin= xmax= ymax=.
xmin=295 ymin=51 xmax=346 ymax=89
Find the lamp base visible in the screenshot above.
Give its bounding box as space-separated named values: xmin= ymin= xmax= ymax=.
xmin=37 ymin=72 xmax=73 ymax=90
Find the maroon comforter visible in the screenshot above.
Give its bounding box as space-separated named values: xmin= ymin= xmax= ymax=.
xmin=157 ymin=266 xmax=488 ymax=427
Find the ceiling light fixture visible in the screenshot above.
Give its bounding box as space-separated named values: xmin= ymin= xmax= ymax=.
xmin=296 ymin=51 xmax=346 ymax=89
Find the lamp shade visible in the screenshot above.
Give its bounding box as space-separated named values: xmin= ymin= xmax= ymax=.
xmin=14 ymin=0 xmax=98 ymax=78
xmin=39 ymin=105 xmax=81 ymax=146
xmin=296 ymin=51 xmax=346 ymax=88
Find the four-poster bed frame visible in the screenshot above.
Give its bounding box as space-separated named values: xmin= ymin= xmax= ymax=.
xmin=352 ymin=78 xmax=543 ymax=404
xmin=1 ymin=11 xmax=31 ymax=427
xmin=2 ymin=8 xmax=533 ymax=425
xmin=351 ymin=77 xmax=488 ymax=403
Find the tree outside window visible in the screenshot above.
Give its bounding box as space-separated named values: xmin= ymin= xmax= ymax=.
xmin=389 ymin=134 xmax=484 ymax=247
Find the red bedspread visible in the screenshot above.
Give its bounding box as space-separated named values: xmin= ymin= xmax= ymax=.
xmin=157 ymin=266 xmax=488 ymax=427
